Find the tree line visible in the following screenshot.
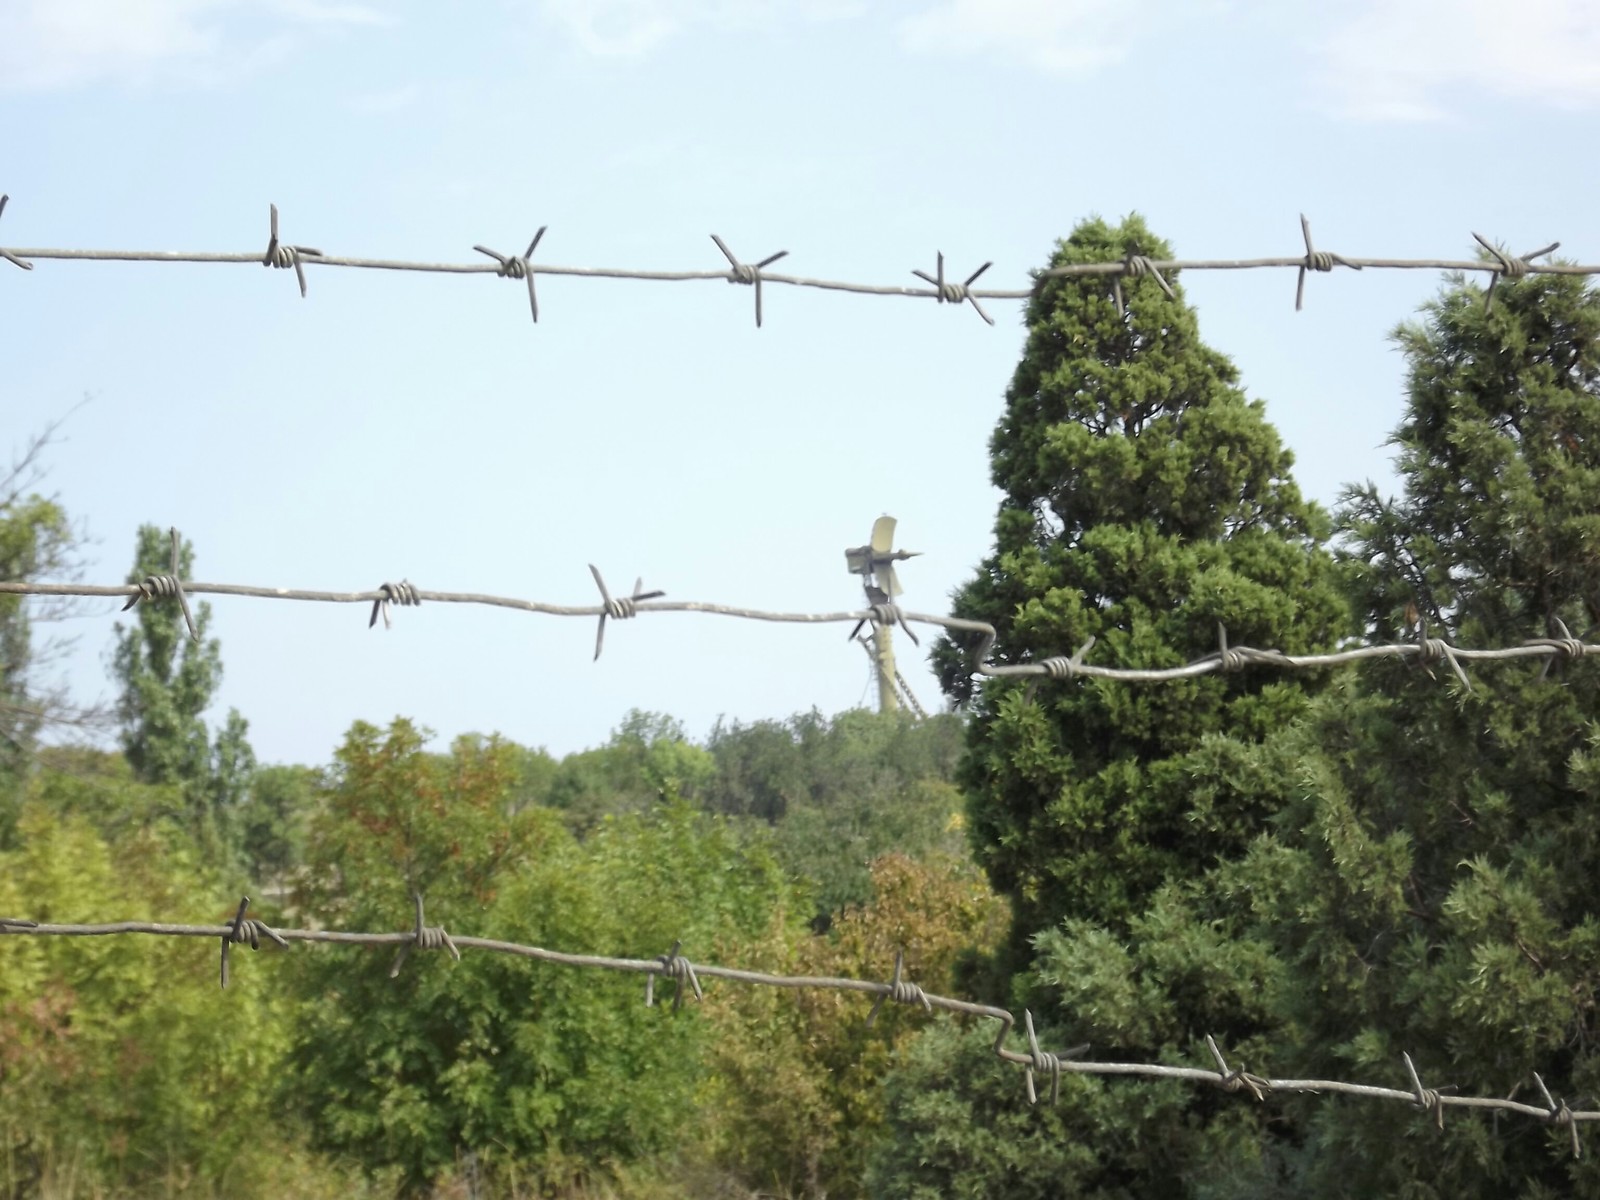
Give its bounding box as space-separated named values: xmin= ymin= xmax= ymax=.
xmin=3 ymin=211 xmax=1599 ymax=1198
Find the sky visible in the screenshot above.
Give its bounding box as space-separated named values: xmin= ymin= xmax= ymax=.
xmin=4 ymin=0 xmax=1599 ymax=767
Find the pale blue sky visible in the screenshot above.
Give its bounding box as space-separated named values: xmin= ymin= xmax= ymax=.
xmin=6 ymin=0 xmax=1599 ymax=766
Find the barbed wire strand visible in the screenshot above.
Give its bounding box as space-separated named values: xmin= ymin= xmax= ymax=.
xmin=0 ymin=901 xmax=1590 ymax=1154
xmin=2 ymin=548 xmax=1593 ymax=688
xmin=2 ymin=199 xmax=1592 ymax=325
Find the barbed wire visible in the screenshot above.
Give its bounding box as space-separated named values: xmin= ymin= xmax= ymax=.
xmin=0 ymin=898 xmax=1589 ymax=1155
xmin=0 ymin=529 xmax=1593 ymax=690
xmin=2 ymin=198 xmax=1592 ymax=327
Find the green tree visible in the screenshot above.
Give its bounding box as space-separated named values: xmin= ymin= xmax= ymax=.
xmin=935 ymin=214 xmax=1348 ymax=964
xmin=546 ymin=709 xmax=715 ymax=833
xmin=0 ymin=802 xmax=358 ymax=1200
xmin=287 ymin=719 xmax=789 ymax=1195
xmin=110 ymin=524 xmax=253 ymax=852
xmin=1234 ymin=264 xmax=1600 ymax=1196
xmin=0 ymin=422 xmax=95 ymax=816
xmin=707 ymin=709 xmax=970 ymax=917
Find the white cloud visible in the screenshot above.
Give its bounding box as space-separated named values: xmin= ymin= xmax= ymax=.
xmin=896 ymin=0 xmax=1142 ymax=73
xmin=536 ymin=0 xmax=860 ymax=57
xmin=1317 ymin=0 xmax=1600 ymax=119
xmin=0 ymin=0 xmax=390 ymax=91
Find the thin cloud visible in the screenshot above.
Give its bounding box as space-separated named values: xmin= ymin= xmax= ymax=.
xmin=0 ymin=0 xmax=391 ymax=92
xmin=1317 ymin=0 xmax=1600 ymax=120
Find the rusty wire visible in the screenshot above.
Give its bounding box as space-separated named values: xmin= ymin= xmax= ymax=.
xmin=0 ymin=899 xmax=1592 ymax=1154
xmin=1 ymin=541 xmax=1593 ymax=688
xmin=2 ymin=198 xmax=1593 ymax=325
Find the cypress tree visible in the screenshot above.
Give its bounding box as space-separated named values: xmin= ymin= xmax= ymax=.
xmin=1248 ymin=263 xmax=1600 ymax=1196
xmin=937 ymin=214 xmax=1348 ymax=971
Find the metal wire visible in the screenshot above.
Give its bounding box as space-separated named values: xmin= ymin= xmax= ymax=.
xmin=2 ymin=547 xmax=1592 ymax=689
xmin=1 ymin=198 xmax=1590 ymax=325
xmin=0 ymin=901 xmax=1589 ymax=1155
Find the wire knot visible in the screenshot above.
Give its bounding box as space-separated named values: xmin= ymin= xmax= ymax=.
xmin=1414 ymin=624 xmax=1473 ymax=690
xmin=709 ymin=235 xmax=788 ymax=326
xmin=646 ymin=940 xmax=704 ymax=1012
xmin=867 ymin=950 xmax=934 ymax=1027
xmin=1111 ymin=251 xmax=1175 ymax=317
xmin=1205 ymin=1035 xmax=1268 ymax=1102
xmin=1470 ymin=233 xmax=1559 ymax=310
xmin=1533 ymin=1072 xmax=1584 ymax=1158
xmin=588 ymin=565 xmax=665 ymax=660
xmin=1021 ymin=1010 xmax=1070 ymax=1106
xmin=261 ymin=204 xmax=322 ymax=298
xmin=911 ymin=252 xmax=995 ymax=325
xmin=1403 ymin=1051 xmax=1449 ymax=1131
xmin=390 ymin=893 xmax=461 ymax=978
xmin=218 ymin=897 xmax=288 ymax=989
xmin=120 ymin=528 xmax=200 ymax=642
xmin=474 ymin=231 xmax=546 ymax=323
xmin=370 ymin=579 xmax=421 ymax=630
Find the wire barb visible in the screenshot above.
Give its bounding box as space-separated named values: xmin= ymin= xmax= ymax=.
xmin=262 ymin=203 xmax=324 ymax=298
xmin=1295 ymin=213 xmax=1360 ymax=311
xmin=369 ymin=579 xmax=421 ymax=630
xmin=1404 ymin=1052 xmax=1449 ymax=1132
xmin=119 ymin=527 xmax=199 ymax=642
xmin=389 ymin=893 xmax=461 ymax=978
xmin=1533 ymin=1071 xmax=1584 ymax=1159
xmin=1471 ymin=233 xmax=1560 ymax=311
xmin=0 ymin=194 xmax=33 ymax=270
xmin=474 ymin=228 xmax=547 ymax=323
xmin=710 ymin=234 xmax=789 ymax=327
xmin=912 ymin=252 xmax=994 ymax=325
xmin=867 ymin=949 xmax=933 ymax=1028
xmin=645 ymin=940 xmax=703 ymax=1012
xmin=1206 ymin=1034 xmax=1269 ymax=1102
xmin=588 ymin=565 xmax=665 ymax=661
xmin=219 ymin=896 xmax=289 ymax=989
xmin=1110 ymin=250 xmax=1176 ymax=318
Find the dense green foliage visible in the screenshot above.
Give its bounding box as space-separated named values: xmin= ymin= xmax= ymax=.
xmin=1224 ymin=264 xmax=1600 ymax=1197
xmin=935 ymin=215 xmax=1349 ymax=969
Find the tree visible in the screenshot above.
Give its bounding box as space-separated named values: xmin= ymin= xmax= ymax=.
xmin=706 ymin=709 xmax=970 ymax=918
xmin=1232 ymin=263 xmax=1600 ymax=1196
xmin=109 ymin=524 xmax=253 ymax=851
xmin=287 ymin=719 xmax=791 ymax=1196
xmin=935 ymin=214 xmax=1348 ymax=967
xmin=0 ymin=419 xmax=100 ymax=807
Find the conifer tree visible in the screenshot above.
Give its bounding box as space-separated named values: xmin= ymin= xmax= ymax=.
xmin=936 ymin=214 xmax=1348 ymax=968
xmin=1246 ymin=263 xmax=1600 ymax=1196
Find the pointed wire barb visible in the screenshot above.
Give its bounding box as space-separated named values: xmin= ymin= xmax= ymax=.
xmin=369 ymin=579 xmax=421 ymax=630
xmin=588 ymin=565 xmax=665 ymax=661
xmin=710 ymin=235 xmax=789 ymax=327
xmin=120 ymin=527 xmax=199 ymax=642
xmin=645 ymin=940 xmax=703 ymax=1012
xmin=912 ymin=252 xmax=995 ymax=325
xmin=1471 ymin=233 xmax=1560 ymax=310
xmin=867 ymin=949 xmax=932 ymax=1027
xmin=1110 ymin=251 xmax=1175 ymax=317
xmin=474 ymin=228 xmax=547 ymax=323
xmin=261 ymin=204 xmax=323 ymax=298
xmin=1295 ymin=213 xmax=1360 ymax=311
xmin=219 ymin=896 xmax=288 ymax=989
xmin=389 ymin=893 xmax=460 ymax=978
